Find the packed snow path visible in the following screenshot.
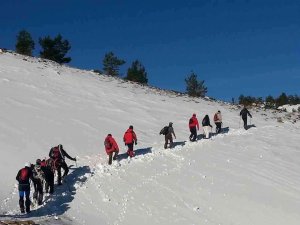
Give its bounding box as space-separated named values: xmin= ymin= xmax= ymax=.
xmin=4 ymin=124 xmax=299 ymax=225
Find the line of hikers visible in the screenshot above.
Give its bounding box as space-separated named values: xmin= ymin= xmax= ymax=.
xmin=16 ymin=106 xmax=252 ymax=213
xmin=104 ymin=107 xmax=252 ymax=165
xmin=16 ymin=144 xmax=76 ymax=214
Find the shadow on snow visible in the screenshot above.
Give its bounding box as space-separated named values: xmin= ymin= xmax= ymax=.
xmin=31 ymin=166 xmax=90 ymax=218
xmin=117 ymin=147 xmax=152 ymax=161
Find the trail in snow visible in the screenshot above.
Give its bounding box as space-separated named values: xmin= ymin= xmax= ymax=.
xmin=0 ymin=126 xmax=249 ymax=224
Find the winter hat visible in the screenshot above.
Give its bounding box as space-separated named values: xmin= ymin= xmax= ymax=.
xmin=193 ymin=113 xmax=196 ymax=116
xmin=25 ymin=162 xmax=31 ymax=168
xmin=169 ymin=122 xmax=173 ymax=126
xmin=108 ymin=134 xmax=112 ymax=137
xmin=36 ymin=159 xmax=41 ymax=165
xmin=129 ymin=125 xmax=133 ymax=129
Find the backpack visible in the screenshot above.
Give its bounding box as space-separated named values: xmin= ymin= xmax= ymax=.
xmin=159 ymin=126 xmax=169 ymax=135
xmin=104 ymin=139 xmax=112 ymax=149
xmin=20 ymin=168 xmax=29 ymax=181
xmin=214 ymin=113 xmax=218 ymax=122
xmin=51 ymin=147 xmax=61 ymax=159
xmin=33 ymin=165 xmax=45 ymax=180
xmin=124 ymin=130 xmax=135 ymax=143
xmin=189 ymin=118 xmax=193 ymax=124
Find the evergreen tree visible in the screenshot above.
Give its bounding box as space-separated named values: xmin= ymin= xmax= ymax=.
xmin=265 ymin=95 xmax=275 ymax=108
xmin=184 ymin=71 xmax=207 ymax=97
xmin=276 ymin=92 xmax=288 ymax=107
xmin=15 ymin=30 xmax=35 ymax=56
xmin=39 ymin=34 xmax=71 ymax=64
xmin=102 ymin=52 xmax=125 ymax=76
xmin=126 ymin=60 xmax=148 ymax=84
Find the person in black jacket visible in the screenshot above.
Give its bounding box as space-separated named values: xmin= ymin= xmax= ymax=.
xmin=31 ymin=161 xmax=45 ymax=205
xmin=202 ymin=115 xmax=213 ymax=139
xmin=16 ymin=163 xmax=35 ymax=213
xmin=39 ymin=159 xmax=55 ymax=194
xmin=49 ymin=144 xmax=76 ymax=185
xmin=240 ymin=106 xmax=252 ymax=129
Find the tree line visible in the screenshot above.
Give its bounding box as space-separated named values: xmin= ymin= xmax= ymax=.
xmin=15 ymin=30 xmax=207 ymax=97
xmin=239 ymin=93 xmax=300 ymax=108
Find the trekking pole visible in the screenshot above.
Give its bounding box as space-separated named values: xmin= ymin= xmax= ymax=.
xmin=75 ymin=157 xmax=78 ymax=168
xmin=239 ymin=117 xmax=241 ymax=129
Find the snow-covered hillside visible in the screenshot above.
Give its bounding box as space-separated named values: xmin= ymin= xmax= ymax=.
xmin=0 ymin=52 xmax=299 ymax=225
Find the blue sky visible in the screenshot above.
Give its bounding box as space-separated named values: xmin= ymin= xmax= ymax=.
xmin=1 ymin=0 xmax=299 ymax=101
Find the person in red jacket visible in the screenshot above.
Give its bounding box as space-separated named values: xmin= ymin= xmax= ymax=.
xmin=189 ymin=113 xmax=199 ymax=142
xmin=123 ymin=125 xmax=137 ymax=157
xmin=104 ymin=134 xmax=119 ymax=165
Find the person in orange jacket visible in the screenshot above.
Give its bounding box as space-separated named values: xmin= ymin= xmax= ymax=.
xmin=123 ymin=125 xmax=137 ymax=157
xmin=189 ymin=113 xmax=199 ymax=142
xmin=104 ymin=134 xmax=119 ymax=165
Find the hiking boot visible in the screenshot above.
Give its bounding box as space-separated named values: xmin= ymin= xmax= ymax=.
xmin=20 ymin=207 xmax=25 ymax=213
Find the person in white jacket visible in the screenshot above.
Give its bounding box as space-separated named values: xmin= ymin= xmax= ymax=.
xmin=213 ymin=110 xmax=222 ymax=133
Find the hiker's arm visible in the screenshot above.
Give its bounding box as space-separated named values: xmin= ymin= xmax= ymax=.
xmin=63 ymin=150 xmax=75 ymax=161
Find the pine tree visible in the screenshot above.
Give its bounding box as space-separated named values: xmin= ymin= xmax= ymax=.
xmin=126 ymin=60 xmax=148 ymax=84
xmin=265 ymin=95 xmax=275 ymax=108
xmin=276 ymin=92 xmax=288 ymax=107
xmin=39 ymin=34 xmax=71 ymax=64
xmin=184 ymin=71 xmax=207 ymax=97
xmin=15 ymin=30 xmax=35 ymax=56
xmin=102 ymin=52 xmax=125 ymax=76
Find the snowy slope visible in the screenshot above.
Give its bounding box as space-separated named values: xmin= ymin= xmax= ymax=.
xmin=0 ymin=52 xmax=299 ymax=225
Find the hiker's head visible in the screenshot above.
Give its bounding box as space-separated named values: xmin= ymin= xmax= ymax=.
xmin=25 ymin=162 xmax=31 ymax=168
xmin=129 ymin=125 xmax=133 ymax=129
xmin=169 ymin=122 xmax=173 ymax=127
xmin=193 ymin=113 xmax=196 ymax=117
xmin=36 ymin=159 xmax=41 ymax=165
xmin=108 ymin=134 xmax=112 ymax=137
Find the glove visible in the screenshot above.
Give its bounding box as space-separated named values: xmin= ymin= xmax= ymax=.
xmin=135 ymin=141 xmax=137 ymax=145
xmin=73 ymin=157 xmax=77 ymax=161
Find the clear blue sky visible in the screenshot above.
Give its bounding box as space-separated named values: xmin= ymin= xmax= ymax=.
xmin=1 ymin=0 xmax=299 ymax=101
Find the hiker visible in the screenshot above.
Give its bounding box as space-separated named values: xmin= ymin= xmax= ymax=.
xmin=213 ymin=110 xmax=222 ymax=134
xmin=189 ymin=113 xmax=199 ymax=142
xmin=104 ymin=134 xmax=119 ymax=165
xmin=40 ymin=159 xmax=55 ymax=194
xmin=49 ymin=144 xmax=76 ymax=185
xmin=32 ymin=160 xmax=45 ymax=205
xmin=240 ymin=106 xmax=252 ymax=130
xmin=123 ymin=125 xmax=137 ymax=157
xmin=164 ymin=122 xmax=176 ymax=149
xmin=202 ymin=115 xmax=213 ymax=139
xmin=16 ymin=162 xmax=35 ymax=213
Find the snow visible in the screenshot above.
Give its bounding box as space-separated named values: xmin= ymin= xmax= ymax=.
xmin=0 ymin=52 xmax=300 ymax=225
xmin=278 ymin=104 xmax=300 ymax=113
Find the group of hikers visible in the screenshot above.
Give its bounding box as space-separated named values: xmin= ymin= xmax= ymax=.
xmin=16 ymin=106 xmax=252 ymax=214
xmin=16 ymin=144 xmax=76 ymax=214
xmin=104 ymin=106 xmax=252 ymax=165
